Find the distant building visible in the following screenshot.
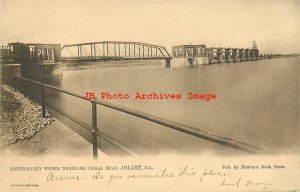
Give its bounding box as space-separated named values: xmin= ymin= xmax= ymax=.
xmin=0 ymin=45 xmax=14 ymax=64
xmin=172 ymin=45 xmax=209 ymax=67
xmin=6 ymin=42 xmax=62 ymax=65
xmin=0 ymin=42 xmax=63 ymax=78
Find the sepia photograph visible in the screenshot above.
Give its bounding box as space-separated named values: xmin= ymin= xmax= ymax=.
xmin=0 ymin=0 xmax=299 ymax=191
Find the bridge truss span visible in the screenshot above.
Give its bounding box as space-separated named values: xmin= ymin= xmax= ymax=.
xmin=61 ymin=41 xmax=171 ymax=64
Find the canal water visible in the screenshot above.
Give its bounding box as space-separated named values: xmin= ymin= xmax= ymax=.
xmin=17 ymin=57 xmax=300 ymax=155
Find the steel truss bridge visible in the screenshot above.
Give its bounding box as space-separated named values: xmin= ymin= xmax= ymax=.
xmin=61 ymin=41 xmax=171 ymax=66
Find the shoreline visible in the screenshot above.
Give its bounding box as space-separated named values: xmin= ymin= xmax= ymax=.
xmin=0 ymin=85 xmax=54 ymax=147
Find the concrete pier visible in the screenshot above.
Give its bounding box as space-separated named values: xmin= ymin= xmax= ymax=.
xmin=21 ymin=64 xmax=63 ymax=79
xmin=170 ymin=43 xmax=272 ymax=67
xmin=217 ymin=48 xmax=225 ymax=63
xmin=171 ymin=44 xmax=209 ymax=67
xmin=225 ymin=48 xmax=233 ymax=62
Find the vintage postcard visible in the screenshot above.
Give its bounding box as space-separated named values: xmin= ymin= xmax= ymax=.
xmin=0 ymin=0 xmax=299 ymax=191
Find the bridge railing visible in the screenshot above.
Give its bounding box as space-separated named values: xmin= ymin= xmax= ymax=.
xmin=10 ymin=76 xmax=268 ymax=158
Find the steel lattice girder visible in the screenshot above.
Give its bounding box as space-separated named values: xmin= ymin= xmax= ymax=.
xmin=61 ymin=41 xmax=171 ymax=62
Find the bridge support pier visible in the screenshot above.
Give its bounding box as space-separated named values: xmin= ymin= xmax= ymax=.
xmin=165 ymin=59 xmax=171 ymax=68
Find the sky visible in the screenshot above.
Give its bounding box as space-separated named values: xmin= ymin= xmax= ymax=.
xmin=1 ymin=0 xmax=300 ymax=54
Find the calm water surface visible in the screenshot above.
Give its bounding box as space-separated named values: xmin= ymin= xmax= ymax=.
xmin=43 ymin=57 xmax=299 ymax=155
